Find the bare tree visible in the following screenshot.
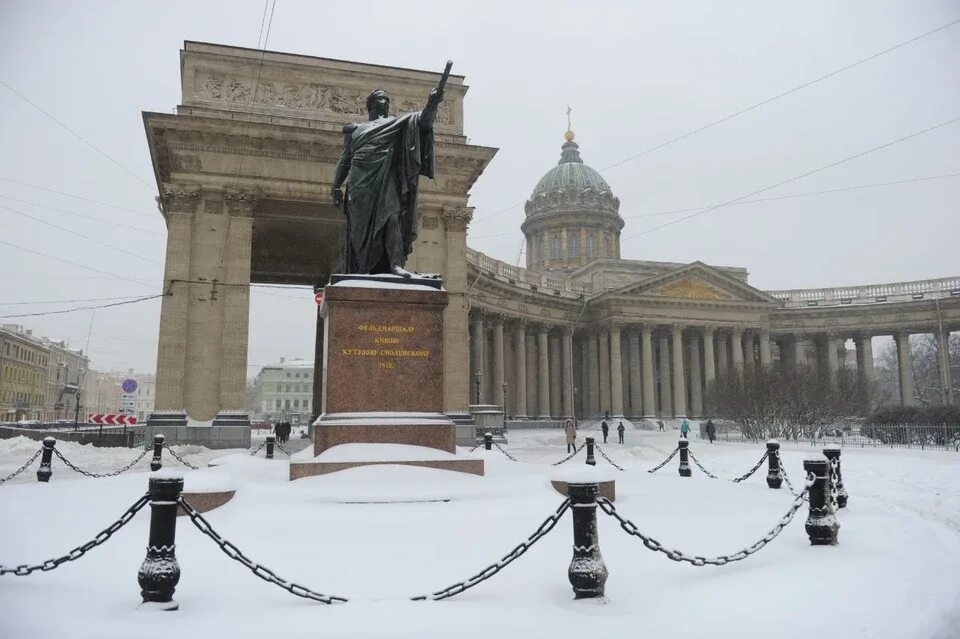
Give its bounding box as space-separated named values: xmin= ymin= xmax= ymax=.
xmin=874 ymin=333 xmax=960 ymax=407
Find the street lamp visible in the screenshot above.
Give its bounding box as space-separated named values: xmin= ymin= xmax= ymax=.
xmin=573 ymin=386 xmax=579 ymax=428
xmin=73 ymin=368 xmax=85 ymax=431
xmin=474 ymin=369 xmax=482 ymax=405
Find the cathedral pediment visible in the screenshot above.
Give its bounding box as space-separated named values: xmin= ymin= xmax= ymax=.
xmin=613 ymin=262 xmax=779 ymax=304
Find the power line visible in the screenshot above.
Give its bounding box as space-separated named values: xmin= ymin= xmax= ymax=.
xmin=0 ymin=239 xmax=158 ymax=288
xmin=0 ymin=294 xmax=165 ymax=320
xmin=0 ymin=295 xmax=155 ymax=307
xmin=0 ymin=176 xmax=155 ymax=216
xmin=471 ymin=16 xmax=960 ymax=225
xmin=0 ymin=193 xmax=163 ymax=235
xmin=623 ymin=116 xmax=960 ymax=240
xmin=256 ymin=0 xmax=270 ymax=48
xmin=0 ymin=80 xmax=155 ymax=191
xmin=0 ymin=203 xmax=163 ymax=266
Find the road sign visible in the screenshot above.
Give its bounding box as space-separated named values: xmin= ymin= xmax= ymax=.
xmin=121 ymin=378 xmax=138 ymax=393
xmin=87 ymin=414 xmax=138 ymax=425
xmin=314 ymin=291 xmax=324 ymax=305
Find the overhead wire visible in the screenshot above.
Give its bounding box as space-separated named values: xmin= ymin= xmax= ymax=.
xmin=0 ymin=193 xmax=163 ymax=235
xmin=0 ymin=176 xmax=155 ymax=216
xmin=0 ymin=294 xmax=166 ymax=319
xmin=0 ymin=239 xmax=158 ymax=288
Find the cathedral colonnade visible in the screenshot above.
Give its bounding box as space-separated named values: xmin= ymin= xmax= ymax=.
xmin=467 ymin=312 xmax=957 ymax=420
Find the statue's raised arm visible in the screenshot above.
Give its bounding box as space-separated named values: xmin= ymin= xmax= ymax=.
xmin=421 ymin=60 xmax=452 ymax=128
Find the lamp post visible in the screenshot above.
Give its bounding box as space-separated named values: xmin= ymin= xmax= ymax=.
xmin=502 ymin=381 xmax=508 ymax=417
xmin=474 ymin=369 xmax=482 ymax=404
xmin=73 ymin=368 xmax=85 ymax=431
xmin=572 ymin=386 xmax=579 ymax=428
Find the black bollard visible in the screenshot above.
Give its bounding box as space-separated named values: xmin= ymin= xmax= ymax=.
xmin=37 ymin=437 xmax=55 ymax=482
xmin=585 ymin=436 xmax=596 ymax=466
xmin=150 ymin=434 xmax=165 ymax=472
xmin=802 ymin=456 xmax=839 ymax=546
xmin=567 ymin=482 xmax=608 ymax=599
xmin=138 ymin=474 xmax=184 ymax=610
xmin=766 ymin=440 xmax=782 ymax=489
xmin=677 ymin=439 xmax=691 ymax=477
xmin=266 ymin=434 xmax=275 ymax=459
xmin=484 ymin=432 xmax=493 ymax=450
xmin=822 ymin=446 xmax=848 ymax=509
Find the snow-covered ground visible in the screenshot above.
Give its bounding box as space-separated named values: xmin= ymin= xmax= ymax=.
xmin=1 ymin=427 xmax=959 ymax=639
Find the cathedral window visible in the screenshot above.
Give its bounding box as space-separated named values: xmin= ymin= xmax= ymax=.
xmin=569 ymin=235 xmax=580 ymax=257
xmin=551 ymin=235 xmax=562 ymax=260
xmin=587 ymin=233 xmax=597 ymax=258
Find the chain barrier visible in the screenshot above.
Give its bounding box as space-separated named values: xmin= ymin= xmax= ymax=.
xmin=413 ymin=498 xmax=572 ymax=601
xmin=597 ymin=475 xmax=814 ymax=567
xmin=828 ymin=457 xmax=840 ymax=513
xmin=731 ymin=452 xmax=769 ymax=483
xmin=775 ymin=450 xmax=799 ymax=496
xmin=646 ymin=446 xmax=679 ymax=473
xmin=493 ymin=442 xmax=518 ymax=462
xmin=275 ymin=443 xmax=293 ymax=457
xmin=0 ymin=448 xmax=42 ymax=485
xmin=551 ymin=444 xmax=583 ymax=466
xmin=53 ymin=448 xmax=149 ymax=478
xmin=594 ymin=444 xmax=625 ymax=471
xmin=178 ymin=496 xmax=348 ymax=604
xmin=687 ymin=452 xmax=719 ymax=479
xmin=162 ymin=443 xmax=199 ymax=470
xmin=468 ymin=441 xmax=483 ymax=453
xmin=0 ymin=493 xmax=149 ymax=576
xmin=249 ymin=442 xmax=266 ymax=457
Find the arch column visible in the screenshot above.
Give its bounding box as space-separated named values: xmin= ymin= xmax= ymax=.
xmin=609 ymin=325 xmax=625 ymax=419
xmin=641 ymin=325 xmax=657 ymax=418
xmin=894 ymin=331 xmax=915 ymax=407
xmin=514 ymin=323 xmax=527 ymax=418
xmin=671 ymin=325 xmax=687 ymax=419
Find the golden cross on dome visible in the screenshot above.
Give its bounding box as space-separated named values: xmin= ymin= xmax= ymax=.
xmin=565 ymin=106 xmax=575 ymax=141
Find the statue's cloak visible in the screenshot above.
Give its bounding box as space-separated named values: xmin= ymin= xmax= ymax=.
xmin=340 ymin=111 xmax=435 ymax=273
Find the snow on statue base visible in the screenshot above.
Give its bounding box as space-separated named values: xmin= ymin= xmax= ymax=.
xmin=291 ymin=276 xmax=484 ymax=479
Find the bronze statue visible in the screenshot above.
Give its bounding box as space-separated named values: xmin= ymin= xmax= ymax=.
xmin=331 ymin=61 xmax=452 ymax=278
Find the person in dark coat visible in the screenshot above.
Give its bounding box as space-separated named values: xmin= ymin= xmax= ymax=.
xmin=617 ymin=421 xmax=625 ymax=444
xmin=705 ymin=419 xmax=716 ymax=444
xmin=601 ymin=420 xmax=609 ymax=443
xmin=656 ymin=419 xmax=665 ymax=432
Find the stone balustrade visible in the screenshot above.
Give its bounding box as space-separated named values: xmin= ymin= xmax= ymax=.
xmin=767 ymin=276 xmax=960 ymax=308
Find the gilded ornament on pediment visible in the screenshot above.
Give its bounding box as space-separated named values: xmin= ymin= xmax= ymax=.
xmin=650 ymin=276 xmax=732 ymax=300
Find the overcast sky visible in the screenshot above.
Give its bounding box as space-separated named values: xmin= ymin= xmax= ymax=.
xmin=1 ymin=0 xmax=958 ymax=377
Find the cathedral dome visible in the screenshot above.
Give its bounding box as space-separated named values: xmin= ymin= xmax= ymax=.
xmin=529 ymin=140 xmax=614 ymax=203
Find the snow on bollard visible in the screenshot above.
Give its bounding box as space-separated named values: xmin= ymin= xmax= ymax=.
xmin=37 ymin=437 xmax=55 ymax=483
xmin=766 ymin=440 xmax=782 ymax=489
xmin=266 ymin=434 xmax=275 ymax=459
xmin=677 ymin=438 xmax=691 ymax=477
xmin=803 ymin=456 xmax=839 ymax=546
xmin=484 ymin=432 xmax=493 ymax=450
xmin=822 ymin=446 xmax=848 ymax=509
xmin=139 ymin=472 xmax=184 ymax=611
xmin=567 ymin=482 xmax=607 ymax=599
xmin=585 ymin=436 xmax=596 ymax=466
xmin=150 ymin=434 xmax=165 ymax=472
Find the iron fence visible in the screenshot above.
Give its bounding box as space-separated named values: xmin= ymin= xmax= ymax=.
xmin=700 ymin=423 xmax=960 ymax=451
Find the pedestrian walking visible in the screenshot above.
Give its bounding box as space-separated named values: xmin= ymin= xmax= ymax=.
xmin=564 ymin=419 xmax=577 ymax=454
xmin=705 ymin=419 xmax=716 ymax=444
xmin=601 ymin=420 xmax=609 ymax=443
xmin=617 ymin=420 xmax=625 ymax=444
xmin=680 ymin=419 xmax=690 ymax=439
xmin=657 ymin=419 xmax=665 ymax=432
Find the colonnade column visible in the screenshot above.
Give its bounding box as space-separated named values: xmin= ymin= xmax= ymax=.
xmin=526 ymin=330 xmax=537 ymax=417
xmin=935 ymin=327 xmax=955 ymax=406
xmin=549 ymin=333 xmax=562 ymax=418
xmin=792 ymin=335 xmax=806 ymax=371
xmin=716 ymin=331 xmax=729 ymax=375
xmin=627 ymin=331 xmax=642 ymax=418
xmin=537 ymin=327 xmax=550 ymax=419
xmin=641 ymin=325 xmax=656 ymax=418
xmin=671 ymin=325 xmax=687 ymax=419
xmin=562 ymin=328 xmax=574 ymax=419
xmin=598 ymin=331 xmax=611 ymax=417
xmin=579 ymin=337 xmax=590 ymax=417
xmin=854 ymin=333 xmax=875 ymax=411
xmin=702 ymin=328 xmax=716 ymax=389
xmin=688 ymin=333 xmax=703 ymax=418
xmin=731 ymin=328 xmax=744 ymax=370
xmin=658 ymin=333 xmax=672 ymax=417
xmin=894 ymin=331 xmax=915 ymax=407
xmin=587 ymin=332 xmax=600 ymax=418
xmin=742 ymin=332 xmax=754 ymax=371
xmin=609 ymin=326 xmax=624 ymax=419
xmin=759 ymin=329 xmax=772 ymax=368
xmin=470 ymin=314 xmax=485 ymax=403
xmin=514 ymin=323 xmax=527 ymax=418
xmin=492 ymin=320 xmax=505 ymax=409
xmin=825 ymin=334 xmax=839 ymax=379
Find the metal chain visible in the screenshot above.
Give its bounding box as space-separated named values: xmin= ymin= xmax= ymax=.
xmin=647 ymin=447 xmax=679 ymax=473
xmin=597 ymin=481 xmax=811 ymax=567
xmin=275 ymin=443 xmax=293 ymax=457
xmin=775 ymin=450 xmax=799 ymax=496
xmin=468 ymin=441 xmax=483 ymax=453
xmin=687 ymin=452 xmax=719 ymax=479
xmin=0 ymin=493 xmax=149 ymax=576
xmin=493 ymin=442 xmax=518 ymax=462
xmin=53 ymin=447 xmax=149 ymax=478
xmin=0 ymin=448 xmax=42 ymax=485
xmin=551 ymin=444 xmax=583 ymax=466
xmin=413 ymin=498 xmax=572 ymax=601
xmin=249 ymin=442 xmax=266 ymax=457
xmin=594 ymin=444 xmax=625 ymax=471
xmin=179 ymin=496 xmax=348 ymax=604
xmin=731 ymin=452 xmax=769 ymax=483
xmin=162 ymin=443 xmax=199 ymax=470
